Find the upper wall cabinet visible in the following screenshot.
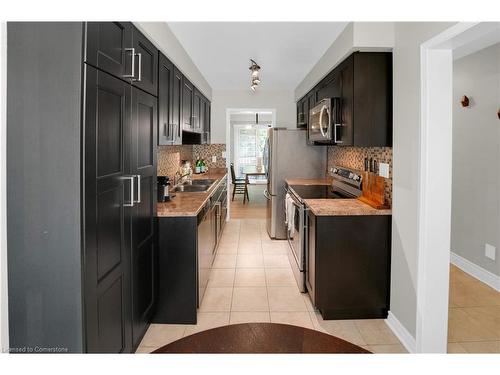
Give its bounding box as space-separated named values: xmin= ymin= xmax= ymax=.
xmin=85 ymin=22 xmax=133 ymax=80
xmin=132 ymin=26 xmax=158 ymax=97
xmin=158 ymin=53 xmax=181 ymax=145
xmin=86 ymin=23 xmax=158 ymax=97
xmin=182 ymin=77 xmax=195 ymax=132
xmin=298 ymin=52 xmax=392 ymax=147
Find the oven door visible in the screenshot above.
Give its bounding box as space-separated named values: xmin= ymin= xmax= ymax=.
xmin=286 ymin=196 xmax=306 ymax=292
xmin=308 ymin=99 xmax=332 ymax=142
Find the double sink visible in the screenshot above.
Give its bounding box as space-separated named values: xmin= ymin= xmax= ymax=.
xmin=172 ymin=179 xmax=217 ymax=193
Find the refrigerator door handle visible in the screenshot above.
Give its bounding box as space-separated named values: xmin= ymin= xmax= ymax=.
xmin=263 ymin=189 xmax=271 ymax=200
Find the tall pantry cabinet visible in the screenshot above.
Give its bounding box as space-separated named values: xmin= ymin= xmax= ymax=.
xmin=7 ymin=22 xmax=157 ymax=353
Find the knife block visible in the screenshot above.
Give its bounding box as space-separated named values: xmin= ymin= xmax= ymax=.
xmin=359 ymin=171 xmax=388 ymax=209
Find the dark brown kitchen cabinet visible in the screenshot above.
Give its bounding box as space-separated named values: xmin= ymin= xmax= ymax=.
xmin=130 ymin=88 xmax=157 ymax=346
xmin=158 ymin=53 xmax=178 ymax=145
xmin=202 ymin=98 xmax=211 ymax=144
xmin=299 ymin=52 xmax=392 ymax=147
xmin=182 ymin=77 xmax=194 ymax=131
xmin=307 ymin=211 xmax=391 ymax=320
xmin=193 ymin=88 xmax=202 ymax=133
xmin=83 ymin=65 xmax=134 ymax=354
xmin=172 ymin=67 xmax=183 ymax=143
xmin=85 ymin=23 xmax=158 ymax=97
xmin=85 ymin=22 xmax=134 ymax=81
xmin=84 ymin=66 xmax=158 ymax=353
xmin=296 ymin=97 xmax=307 ymax=129
xmin=132 ymin=26 xmax=158 ymax=97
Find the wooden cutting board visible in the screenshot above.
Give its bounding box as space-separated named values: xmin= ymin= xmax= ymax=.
xmin=359 ymin=171 xmax=389 ymax=209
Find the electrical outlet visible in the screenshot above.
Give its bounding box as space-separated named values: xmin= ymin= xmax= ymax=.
xmin=212 ymin=156 xmax=217 ymax=163
xmin=485 ymin=243 xmax=496 ymax=261
xmin=379 ymin=163 xmax=390 ymax=178
xmin=222 ymin=151 xmax=226 ymax=158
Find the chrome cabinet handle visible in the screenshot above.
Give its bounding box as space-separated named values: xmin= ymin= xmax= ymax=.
xmin=122 ymin=176 xmax=135 ymax=207
xmin=134 ymin=175 xmax=141 ymax=203
xmin=123 ymin=48 xmax=135 ymax=78
xmin=134 ymin=53 xmax=142 ymax=82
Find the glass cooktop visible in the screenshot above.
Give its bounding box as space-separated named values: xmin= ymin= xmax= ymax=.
xmin=289 ymin=185 xmax=352 ymax=200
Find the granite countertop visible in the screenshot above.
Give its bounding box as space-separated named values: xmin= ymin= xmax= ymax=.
xmin=157 ymin=170 xmax=227 ymax=217
xmin=286 ymin=177 xmax=392 ymax=216
xmin=304 ymin=199 xmax=392 ymax=216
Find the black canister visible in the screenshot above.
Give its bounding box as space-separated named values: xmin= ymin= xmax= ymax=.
xmin=157 ymin=176 xmax=171 ymax=202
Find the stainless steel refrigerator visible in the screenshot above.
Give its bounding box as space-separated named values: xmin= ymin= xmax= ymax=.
xmin=263 ymin=128 xmax=327 ymax=239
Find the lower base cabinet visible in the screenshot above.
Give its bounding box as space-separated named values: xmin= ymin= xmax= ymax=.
xmin=307 ymin=212 xmax=392 ymax=320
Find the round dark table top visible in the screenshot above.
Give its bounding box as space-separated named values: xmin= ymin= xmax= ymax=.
xmin=152 ymin=323 xmax=370 ymax=354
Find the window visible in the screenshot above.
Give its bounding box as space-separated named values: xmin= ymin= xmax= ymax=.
xmin=234 ymin=125 xmax=269 ymax=178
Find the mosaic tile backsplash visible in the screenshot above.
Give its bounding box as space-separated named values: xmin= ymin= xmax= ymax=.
xmin=157 ymin=145 xmax=193 ymax=180
xmin=192 ymin=144 xmax=227 ymax=169
xmin=327 ymin=146 xmax=393 ymax=207
xmin=157 ymin=144 xmax=227 ymax=180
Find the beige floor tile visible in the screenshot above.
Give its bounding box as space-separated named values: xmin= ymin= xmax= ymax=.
xmin=234 ymin=268 xmax=266 ymax=287
xmin=270 ymin=312 xmax=314 ymax=329
xmin=139 ymin=323 xmax=186 ymax=347
xmin=310 ymin=312 xmax=366 ymax=346
xmin=354 ymin=319 xmax=401 ymax=345
xmin=231 ymin=287 xmax=269 ymax=311
xmin=199 ymin=287 xmax=233 ymax=312
xmin=236 ymin=254 xmax=264 ymax=268
xmin=263 ymin=254 xmax=291 ymax=268
xmin=302 ymin=294 xmax=316 ymax=312
xmin=461 ymin=306 xmax=500 ymax=338
xmin=447 ymin=342 xmax=468 ymax=353
xmin=238 ymin=241 xmax=263 ymax=254
xmin=230 ymin=312 xmax=271 ymax=324
xmin=217 ymin=243 xmax=238 ymax=254
xmin=208 ymin=268 xmax=235 ymax=287
xmin=184 ymin=312 xmax=230 ymax=336
xmin=262 ymin=241 xmax=289 ymax=254
xmin=265 ymin=268 xmax=296 ymax=286
xmin=213 ymin=254 xmax=237 ymax=269
xmin=135 ymin=346 xmax=156 ymax=354
xmin=460 ymin=340 xmax=500 ymax=353
xmin=368 ymin=344 xmax=408 ymax=353
xmin=267 ymin=286 xmax=308 ymax=312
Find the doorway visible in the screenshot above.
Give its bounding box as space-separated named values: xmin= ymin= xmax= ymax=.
xmin=225 ymin=109 xmax=275 ymax=220
xmin=417 ymin=22 xmax=500 ymax=353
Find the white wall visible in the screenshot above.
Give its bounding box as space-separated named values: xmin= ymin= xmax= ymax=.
xmin=391 ymin=22 xmax=456 ymax=340
xmin=134 ymin=22 xmax=212 ymax=99
xmin=0 ymin=22 xmax=8 ymax=352
xmin=295 ymin=22 xmax=394 ymax=100
xmin=451 ymin=43 xmax=500 ymax=276
xmin=211 ymin=89 xmax=295 ymax=144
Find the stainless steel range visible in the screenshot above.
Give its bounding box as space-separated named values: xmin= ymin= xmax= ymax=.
xmin=285 ymin=166 xmax=363 ymax=292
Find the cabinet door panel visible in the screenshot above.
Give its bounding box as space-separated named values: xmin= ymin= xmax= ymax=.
xmin=193 ymin=89 xmax=201 ymax=133
xmin=84 ymin=65 xmax=132 ymax=353
xmin=339 ymin=56 xmax=354 ymax=146
xmin=86 ymin=22 xmax=133 ymax=80
xmin=172 ymin=68 xmax=183 ymax=143
xmin=182 ymin=78 xmax=194 ymax=131
xmin=132 ymin=27 xmax=158 ymax=96
xmin=158 ymin=53 xmax=174 ymax=145
xmin=131 ymin=88 xmax=157 ymax=346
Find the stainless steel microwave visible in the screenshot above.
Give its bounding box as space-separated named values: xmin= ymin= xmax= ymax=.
xmin=308 ymin=97 xmax=342 ymax=143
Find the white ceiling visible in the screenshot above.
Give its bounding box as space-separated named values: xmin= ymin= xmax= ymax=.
xmin=167 ymin=22 xmax=348 ymax=90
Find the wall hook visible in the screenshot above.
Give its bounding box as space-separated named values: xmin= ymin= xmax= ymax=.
xmin=460 ymin=95 xmax=469 ymax=107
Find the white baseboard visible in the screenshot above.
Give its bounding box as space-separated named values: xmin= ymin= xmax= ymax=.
xmin=385 ymin=312 xmax=416 ymax=353
xmin=451 ymin=252 xmax=500 ymax=292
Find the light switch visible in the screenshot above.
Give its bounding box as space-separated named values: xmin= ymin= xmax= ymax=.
xmin=485 ymin=243 xmax=496 ymax=261
xmin=212 ymin=156 xmax=217 ymax=163
xmin=379 ymin=162 xmax=390 ymax=178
